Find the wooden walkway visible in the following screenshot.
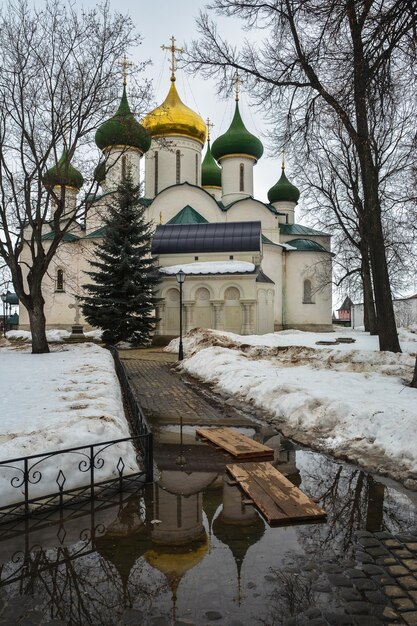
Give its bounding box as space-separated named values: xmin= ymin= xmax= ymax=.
xmin=196 ymin=427 xmax=274 ymax=460
xmin=227 ymin=462 xmax=327 ymax=526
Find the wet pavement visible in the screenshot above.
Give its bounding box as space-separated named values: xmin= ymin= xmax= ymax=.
xmin=1 ymin=348 xmax=417 ymax=625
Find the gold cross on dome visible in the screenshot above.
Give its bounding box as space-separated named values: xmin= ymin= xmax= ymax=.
xmin=161 ymin=35 xmax=184 ymax=81
xmin=118 ymin=54 xmax=133 ymax=86
xmin=206 ymin=118 xmax=214 ymax=142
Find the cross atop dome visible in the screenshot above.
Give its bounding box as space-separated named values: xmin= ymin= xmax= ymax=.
xmin=118 ymin=54 xmax=133 ymax=87
xmin=161 ymin=35 xmax=184 ymax=82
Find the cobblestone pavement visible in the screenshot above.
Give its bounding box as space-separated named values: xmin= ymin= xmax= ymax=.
xmin=119 ymin=347 xmax=254 ymax=429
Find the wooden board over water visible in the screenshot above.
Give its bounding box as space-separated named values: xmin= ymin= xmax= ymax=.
xmin=227 ymin=462 xmax=327 ymax=526
xmin=196 ymin=427 xmax=274 ymax=460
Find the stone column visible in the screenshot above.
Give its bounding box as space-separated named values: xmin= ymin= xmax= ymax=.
xmin=184 ymin=301 xmax=194 ymax=333
xmin=211 ymin=301 xmax=224 ymax=331
xmin=241 ymin=301 xmax=256 ymax=335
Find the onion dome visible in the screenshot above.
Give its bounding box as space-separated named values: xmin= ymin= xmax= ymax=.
xmin=211 ymin=101 xmax=263 ymax=162
xmin=201 ymin=140 xmax=221 ymax=188
xmin=142 ymin=80 xmax=207 ymax=145
xmin=43 ymin=147 xmax=84 ymax=190
xmin=268 ymin=165 xmax=300 ymax=204
xmin=93 ymin=160 xmax=106 ymax=184
xmin=95 ymin=86 xmax=151 ymax=153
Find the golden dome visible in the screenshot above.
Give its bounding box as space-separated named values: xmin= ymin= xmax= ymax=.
xmin=142 ymin=80 xmax=207 ymax=145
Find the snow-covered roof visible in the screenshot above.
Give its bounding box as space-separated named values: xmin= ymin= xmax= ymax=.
xmin=160 ymin=261 xmax=255 ymax=276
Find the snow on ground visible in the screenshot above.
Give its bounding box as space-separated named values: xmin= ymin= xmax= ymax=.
xmin=167 ymin=327 xmax=417 ymax=488
xmin=0 ymin=343 xmax=136 ymax=507
xmin=6 ymin=328 xmax=103 ymax=342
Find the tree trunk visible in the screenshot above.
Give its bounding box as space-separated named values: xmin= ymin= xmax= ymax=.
xmin=361 ymin=252 xmax=377 ymax=335
xmin=348 ymin=3 xmax=401 ymax=353
xmin=411 ymin=356 xmax=417 ymax=388
xmin=27 ymin=297 xmax=49 ymax=354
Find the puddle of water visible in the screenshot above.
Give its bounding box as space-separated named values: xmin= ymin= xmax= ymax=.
xmin=1 ymin=432 xmax=417 ymax=626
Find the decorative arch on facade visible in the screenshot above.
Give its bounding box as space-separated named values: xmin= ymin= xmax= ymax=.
xmin=222 ymin=284 xmax=242 ymax=302
xmin=190 ymin=282 xmax=214 ymax=302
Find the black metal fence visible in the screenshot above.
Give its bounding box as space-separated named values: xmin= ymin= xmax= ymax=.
xmin=0 ymin=434 xmax=152 ymax=524
xmin=0 ymin=346 xmax=153 ymax=524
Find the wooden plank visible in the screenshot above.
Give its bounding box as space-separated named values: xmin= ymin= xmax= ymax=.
xmin=244 ymin=462 xmax=326 ymax=520
xmin=227 ymin=462 xmax=326 ymax=526
xmin=226 ymin=463 xmax=288 ymax=524
xmin=196 ymin=427 xmax=274 ymax=460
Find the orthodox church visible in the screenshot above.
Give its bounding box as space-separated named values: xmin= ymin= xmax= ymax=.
xmin=19 ymin=41 xmax=333 ymax=337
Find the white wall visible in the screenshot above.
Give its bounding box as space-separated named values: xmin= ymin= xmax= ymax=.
xmin=220 ymin=155 xmax=255 ymax=205
xmin=145 ymin=137 xmax=202 ymax=198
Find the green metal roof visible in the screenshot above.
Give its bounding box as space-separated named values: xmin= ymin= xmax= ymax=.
xmin=211 ymin=101 xmax=263 ymax=162
xmin=43 ymin=148 xmax=84 ymax=190
xmin=279 ymin=223 xmax=329 ymax=237
xmin=95 ymin=86 xmax=151 ymax=154
xmin=201 ymin=140 xmax=222 ymax=188
xmin=261 ymin=234 xmax=281 ymax=247
xmin=268 ymin=166 xmax=300 ymax=204
xmin=42 ymin=230 xmax=80 ymax=241
xmin=286 ymin=238 xmax=328 ymax=252
xmin=167 ymin=206 xmax=209 ymax=225
xmin=83 ymin=226 xmax=107 ymax=239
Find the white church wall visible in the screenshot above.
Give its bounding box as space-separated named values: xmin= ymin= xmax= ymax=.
xmin=271 ymin=201 xmax=296 ymax=225
xmin=261 ymin=244 xmax=283 ymax=329
xmin=220 ymin=155 xmax=255 ymax=205
xmin=145 ymin=137 xmax=202 ymax=199
xmin=102 ymin=147 xmax=142 ymax=190
xmin=284 ymin=251 xmax=333 ymax=330
xmin=224 ymin=198 xmax=278 ymax=230
xmin=148 ymin=183 xmax=222 ymax=226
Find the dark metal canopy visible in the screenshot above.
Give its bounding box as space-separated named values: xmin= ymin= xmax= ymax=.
xmin=151 ymin=221 xmax=262 ymax=255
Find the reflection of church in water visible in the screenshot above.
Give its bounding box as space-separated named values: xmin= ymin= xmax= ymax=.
xmin=95 ymin=430 xmax=300 ymax=607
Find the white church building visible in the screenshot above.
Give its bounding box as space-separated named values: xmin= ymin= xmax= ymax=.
xmin=19 ymin=50 xmax=333 ymax=337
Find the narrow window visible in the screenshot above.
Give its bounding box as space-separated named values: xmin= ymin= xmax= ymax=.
xmin=229 ymin=255 xmax=234 ymax=260
xmin=195 ymin=154 xmax=198 ymax=185
xmin=194 ymin=256 xmax=199 ymax=261
xmin=176 ymin=150 xmax=181 ymax=184
xmin=154 ymin=151 xmax=159 ymax=196
xmin=239 ymin=163 xmax=244 ymax=191
xmin=303 ymin=279 xmax=312 ymax=304
xmin=56 ymin=269 xmax=64 ymax=291
xmin=121 ymin=155 xmax=127 ymax=180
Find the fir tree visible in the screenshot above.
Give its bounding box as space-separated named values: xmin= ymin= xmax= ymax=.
xmin=81 ymin=174 xmax=160 ymax=346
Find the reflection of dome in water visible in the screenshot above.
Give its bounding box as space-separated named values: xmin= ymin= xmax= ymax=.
xmin=212 ymin=513 xmax=265 ymax=571
xmin=203 ymin=485 xmax=224 ymax=529
xmin=160 ymin=470 xmax=218 ymax=496
xmin=144 ymin=534 xmax=208 ymax=598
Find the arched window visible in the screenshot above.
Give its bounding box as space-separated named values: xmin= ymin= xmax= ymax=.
xmin=56 ymin=269 xmax=64 ymax=292
xmin=176 ymin=150 xmax=181 ymax=184
xmin=121 ymin=155 xmax=127 ymax=180
xmin=239 ymin=163 xmax=244 ymax=191
xmin=195 ymin=154 xmax=198 ymax=185
xmin=154 ymin=151 xmax=159 ymax=196
xmin=303 ymin=279 xmax=313 ymax=304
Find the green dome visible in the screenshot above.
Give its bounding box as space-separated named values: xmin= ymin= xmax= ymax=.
xmin=94 ymin=160 xmax=106 ymax=184
xmin=201 ymin=140 xmax=221 ymax=188
xmin=95 ymin=86 xmax=151 ymax=153
xmin=268 ymin=166 xmax=300 ymax=204
xmin=211 ymin=101 xmax=263 ymax=162
xmin=43 ymin=148 xmax=84 ymax=190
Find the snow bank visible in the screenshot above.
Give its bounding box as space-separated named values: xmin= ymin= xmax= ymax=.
xmin=6 ymin=328 xmax=102 ymax=342
xmin=0 ymin=343 xmax=136 ymax=507
xmin=169 ymin=328 xmax=417 ymax=487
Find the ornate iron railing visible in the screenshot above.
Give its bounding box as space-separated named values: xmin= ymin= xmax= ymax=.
xmin=0 ymin=434 xmax=152 ymax=524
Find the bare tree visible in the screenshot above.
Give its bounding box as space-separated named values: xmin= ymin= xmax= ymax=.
xmin=0 ymin=0 xmax=151 ymax=353
xmin=185 ymin=0 xmax=417 ymax=352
